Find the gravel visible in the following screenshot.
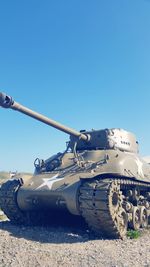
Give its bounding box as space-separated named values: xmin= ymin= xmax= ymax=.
xmin=0 ymin=220 xmax=150 ymax=267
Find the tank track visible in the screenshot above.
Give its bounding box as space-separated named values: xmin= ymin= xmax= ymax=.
xmin=79 ymin=178 xmax=150 ymax=239
xmin=0 ymin=179 xmax=41 ymax=225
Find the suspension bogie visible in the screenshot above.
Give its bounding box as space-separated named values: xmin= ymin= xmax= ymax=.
xmin=122 ymin=185 xmax=150 ymax=231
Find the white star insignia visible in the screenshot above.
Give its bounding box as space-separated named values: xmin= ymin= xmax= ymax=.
xmin=36 ymin=173 xmax=64 ymax=190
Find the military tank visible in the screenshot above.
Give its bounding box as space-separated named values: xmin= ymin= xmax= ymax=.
xmin=0 ymin=92 xmax=150 ymax=239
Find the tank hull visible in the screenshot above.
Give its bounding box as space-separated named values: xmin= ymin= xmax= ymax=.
xmin=15 ymin=150 xmax=150 ymax=217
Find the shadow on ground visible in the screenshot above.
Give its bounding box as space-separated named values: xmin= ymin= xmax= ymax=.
xmin=0 ymin=213 xmax=100 ymax=244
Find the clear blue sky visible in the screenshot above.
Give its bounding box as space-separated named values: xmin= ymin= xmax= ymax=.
xmin=0 ymin=0 xmax=150 ymax=172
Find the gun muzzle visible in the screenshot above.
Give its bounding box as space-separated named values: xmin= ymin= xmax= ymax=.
xmin=0 ymin=92 xmax=14 ymax=108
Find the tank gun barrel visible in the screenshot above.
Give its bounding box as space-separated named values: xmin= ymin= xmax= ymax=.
xmin=0 ymin=92 xmax=89 ymax=141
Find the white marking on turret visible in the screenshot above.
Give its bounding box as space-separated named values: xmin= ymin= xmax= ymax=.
xmin=135 ymin=157 xmax=144 ymax=177
xmin=36 ymin=173 xmax=64 ymax=190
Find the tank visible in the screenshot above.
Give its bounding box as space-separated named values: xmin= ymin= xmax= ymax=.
xmin=0 ymin=92 xmax=150 ymax=239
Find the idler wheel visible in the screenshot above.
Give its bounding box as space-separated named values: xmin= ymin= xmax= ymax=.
xmin=140 ymin=206 xmax=148 ymax=228
xmin=129 ymin=206 xmax=141 ymax=230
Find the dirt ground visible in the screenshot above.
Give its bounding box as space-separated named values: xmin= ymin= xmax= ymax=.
xmin=0 ymin=218 xmax=150 ymax=267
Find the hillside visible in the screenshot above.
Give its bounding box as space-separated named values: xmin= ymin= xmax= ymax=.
xmin=0 ymin=172 xmax=10 ymax=180
xmin=0 ymin=172 xmax=32 ymax=184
